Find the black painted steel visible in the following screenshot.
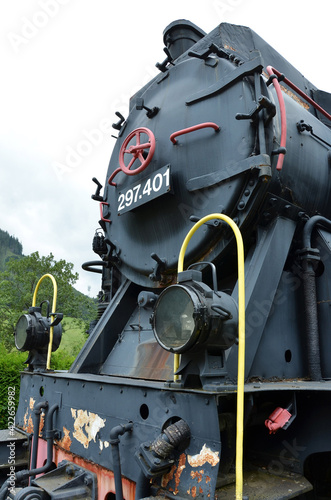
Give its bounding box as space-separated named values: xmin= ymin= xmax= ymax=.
xmin=3 ymin=18 xmax=331 ymax=499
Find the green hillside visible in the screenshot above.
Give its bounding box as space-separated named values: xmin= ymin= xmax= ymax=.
xmin=0 ymin=229 xmax=23 ymax=271
xmin=0 ymin=228 xmax=97 ymax=359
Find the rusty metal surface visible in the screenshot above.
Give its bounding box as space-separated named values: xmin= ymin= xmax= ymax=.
xmin=56 ymin=426 xmax=72 ymax=451
xmin=54 ymin=447 xmax=137 ymax=500
xmin=22 ymin=397 xmax=35 ymax=434
xmin=16 ymin=371 xmax=221 ymax=498
xmin=133 ymin=339 xmax=174 ymax=380
xmin=101 ymin=332 xmax=174 ymax=381
xmin=35 ymin=440 xmax=137 ymax=499
xmin=188 ymin=444 xmax=220 ymax=468
xmin=157 ymin=445 xmax=219 ymax=499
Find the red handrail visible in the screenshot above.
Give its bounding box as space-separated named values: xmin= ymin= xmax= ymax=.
xmin=270 ymin=67 xmax=331 ymax=122
xmin=267 ymin=66 xmax=331 ymax=172
xmin=170 ymin=122 xmax=220 ymax=144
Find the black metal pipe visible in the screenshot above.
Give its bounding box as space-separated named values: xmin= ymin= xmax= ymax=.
xmin=0 ymin=404 xmax=58 ymax=499
xmin=302 ymin=264 xmax=322 ymax=380
xmin=300 ymin=215 xmax=331 ymax=380
xmin=30 ymin=403 xmax=58 ymax=476
xmin=302 ymin=215 xmax=331 ymax=249
xmin=30 ymin=401 xmax=48 ymax=480
xmin=109 ymin=423 xmax=133 ymax=500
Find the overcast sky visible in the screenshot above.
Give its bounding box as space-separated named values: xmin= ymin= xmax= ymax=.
xmin=0 ymin=0 xmax=329 ymax=298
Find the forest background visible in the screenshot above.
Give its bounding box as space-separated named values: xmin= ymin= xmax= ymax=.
xmin=0 ymin=228 xmax=97 ymax=427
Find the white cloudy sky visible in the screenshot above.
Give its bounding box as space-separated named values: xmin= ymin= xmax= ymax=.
xmin=0 ymin=0 xmax=329 ymax=297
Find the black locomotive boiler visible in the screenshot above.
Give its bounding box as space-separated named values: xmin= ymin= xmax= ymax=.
xmin=2 ymin=19 xmax=331 ymax=500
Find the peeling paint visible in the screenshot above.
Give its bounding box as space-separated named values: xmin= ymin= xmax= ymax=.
xmin=190 ymin=470 xmax=203 ymax=482
xmin=161 ymin=453 xmax=186 ymax=494
xmin=23 ymin=410 xmax=33 ymax=434
xmin=39 ymin=413 xmax=45 ymax=437
xmin=173 ymin=453 xmax=186 ymax=494
xmin=56 ymin=427 xmax=72 ymax=451
xmin=23 ymin=398 xmax=36 ymax=434
xmin=188 ymin=444 xmax=220 ymax=467
xmin=99 ymin=440 xmax=110 ymax=451
xmin=161 ymin=463 xmax=176 ymax=488
xmin=71 ymin=408 xmax=106 ymax=449
xmin=280 ymin=85 xmax=310 ymax=110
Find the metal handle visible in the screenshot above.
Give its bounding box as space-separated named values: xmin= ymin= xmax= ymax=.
xmin=100 ymin=202 xmax=111 ymax=223
xmin=170 ymin=122 xmax=220 ymax=144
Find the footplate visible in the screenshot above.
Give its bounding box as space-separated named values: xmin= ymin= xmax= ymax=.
xmin=215 ymin=469 xmax=313 ymax=499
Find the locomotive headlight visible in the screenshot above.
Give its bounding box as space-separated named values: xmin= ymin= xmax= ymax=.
xmin=15 ymin=314 xmax=34 ymax=351
xmin=152 ymin=271 xmax=238 ymax=354
xmin=14 ymin=307 xmax=62 ymax=353
xmin=152 ymin=285 xmax=202 ymax=353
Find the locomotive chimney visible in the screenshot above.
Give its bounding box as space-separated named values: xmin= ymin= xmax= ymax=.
xmin=163 ymin=19 xmax=206 ymax=61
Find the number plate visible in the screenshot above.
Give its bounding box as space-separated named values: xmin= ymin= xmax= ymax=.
xmin=117 ymin=165 xmax=171 ymax=214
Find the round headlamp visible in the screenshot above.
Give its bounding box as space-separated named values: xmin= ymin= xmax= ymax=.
xmin=152 ymin=284 xmax=207 ymax=353
xmin=14 ymin=307 xmax=62 ymax=353
xmin=152 ymin=270 xmax=238 ymax=355
xmin=15 ymin=314 xmax=34 ymax=351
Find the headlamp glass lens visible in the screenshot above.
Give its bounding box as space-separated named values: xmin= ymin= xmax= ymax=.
xmin=154 ymin=287 xmax=196 ymax=351
xmin=15 ymin=315 xmax=29 ymax=350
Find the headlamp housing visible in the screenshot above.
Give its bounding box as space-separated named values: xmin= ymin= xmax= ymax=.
xmin=15 ymin=306 xmax=62 ymax=353
xmin=152 ymin=270 xmax=238 ymax=354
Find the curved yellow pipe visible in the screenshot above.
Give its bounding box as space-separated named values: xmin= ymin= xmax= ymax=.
xmin=32 ymin=273 xmax=58 ymax=370
xmin=176 ymin=213 xmax=245 ymax=499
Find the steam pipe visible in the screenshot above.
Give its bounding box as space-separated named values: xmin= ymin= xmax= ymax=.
xmin=109 ymin=423 xmax=133 ymax=500
xmin=302 ymin=215 xmax=331 ymax=249
xmin=300 ymin=216 xmax=331 ymax=380
xmin=302 ymin=265 xmax=322 ymax=381
xmin=30 ymin=403 xmax=59 ymax=476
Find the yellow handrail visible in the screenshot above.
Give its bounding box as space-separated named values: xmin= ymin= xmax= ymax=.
xmin=32 ymin=273 xmax=58 ymax=371
xmin=176 ymin=213 xmax=245 ymax=499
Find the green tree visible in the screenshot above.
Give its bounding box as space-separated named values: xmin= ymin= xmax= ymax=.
xmin=0 ymin=251 xmax=97 ymax=349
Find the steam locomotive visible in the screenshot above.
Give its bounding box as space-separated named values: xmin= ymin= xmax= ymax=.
xmin=1 ymin=18 xmax=331 ymax=500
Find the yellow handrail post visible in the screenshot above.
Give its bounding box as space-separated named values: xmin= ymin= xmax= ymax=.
xmin=176 ymin=213 xmax=245 ymax=499
xmin=32 ymin=273 xmax=58 ymax=370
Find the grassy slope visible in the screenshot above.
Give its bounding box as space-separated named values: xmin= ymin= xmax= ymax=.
xmin=50 ymin=316 xmax=88 ymax=369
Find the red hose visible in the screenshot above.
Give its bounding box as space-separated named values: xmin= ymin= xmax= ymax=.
xmin=266 ymin=66 xmax=287 ymax=171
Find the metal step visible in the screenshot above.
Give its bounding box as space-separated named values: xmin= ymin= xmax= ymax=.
xmin=215 ymin=469 xmax=313 ymax=499
xmin=0 ymin=428 xmax=29 ymax=476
